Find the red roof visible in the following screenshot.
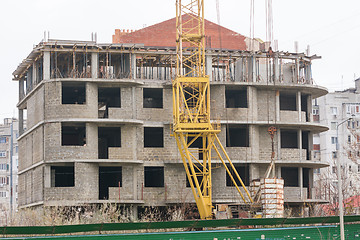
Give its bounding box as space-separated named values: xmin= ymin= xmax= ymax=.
xmin=322 ymin=195 xmax=360 ymax=216
xmin=113 ymin=16 xmax=248 ymax=50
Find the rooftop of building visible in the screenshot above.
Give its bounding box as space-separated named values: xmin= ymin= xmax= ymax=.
xmin=112 ymin=15 xmax=250 ymax=50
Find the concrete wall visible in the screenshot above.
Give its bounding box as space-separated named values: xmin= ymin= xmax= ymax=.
xmin=16 ymin=46 xmax=327 ymax=209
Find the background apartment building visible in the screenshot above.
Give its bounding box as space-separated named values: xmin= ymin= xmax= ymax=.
xmin=13 ymin=17 xmax=328 ymax=217
xmin=314 ymin=79 xmax=360 ymax=203
xmin=0 ymin=118 xmax=19 ymax=225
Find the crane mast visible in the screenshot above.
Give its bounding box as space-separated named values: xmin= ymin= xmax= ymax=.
xmin=173 ymin=0 xmax=253 ymax=219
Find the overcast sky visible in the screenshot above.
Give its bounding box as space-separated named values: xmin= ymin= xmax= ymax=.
xmin=1 ymin=0 xmax=360 ymax=121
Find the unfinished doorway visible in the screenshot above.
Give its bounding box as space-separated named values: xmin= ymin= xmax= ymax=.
xmin=303 ymin=168 xmax=311 ymax=199
xmin=99 ymin=166 xmax=122 ymax=200
xmin=98 ymin=127 xmax=121 ymax=159
xmin=302 ymin=131 xmax=310 ymax=160
xmin=301 ymin=94 xmax=309 ymax=122
xmin=98 ymin=87 xmax=121 ymax=118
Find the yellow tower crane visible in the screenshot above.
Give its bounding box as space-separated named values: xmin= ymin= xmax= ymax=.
xmin=172 ymin=0 xmax=253 ymax=219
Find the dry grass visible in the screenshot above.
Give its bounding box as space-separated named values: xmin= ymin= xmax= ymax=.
xmin=4 ymin=203 xmax=195 ymax=228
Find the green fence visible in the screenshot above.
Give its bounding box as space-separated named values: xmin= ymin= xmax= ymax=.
xmin=1 ymin=224 xmax=360 ymax=240
xmin=1 ymin=215 xmax=360 ymax=239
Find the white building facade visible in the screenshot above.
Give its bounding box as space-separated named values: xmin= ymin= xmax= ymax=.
xmin=314 ymin=79 xmax=360 ymax=203
xmin=0 ymin=118 xmax=19 ymax=225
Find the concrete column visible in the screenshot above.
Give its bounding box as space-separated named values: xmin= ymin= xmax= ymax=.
xmin=250 ymin=125 xmax=259 ymax=161
xmin=250 ymin=56 xmax=256 ymax=82
xmin=277 ymin=128 xmax=281 ymax=161
xmin=131 ymin=53 xmax=136 ymax=79
xmin=87 ymin=82 xmax=98 ymax=117
xmin=277 ymin=166 xmax=281 ymax=178
xmin=205 ymin=55 xmax=212 ymax=82
xmin=297 ymin=91 xmax=301 ymax=122
xmin=274 ymin=53 xmax=279 ymax=83
xmin=131 ymin=205 xmax=138 ymax=221
xmin=133 ymin=165 xmax=138 ymax=200
xmin=131 ymin=87 xmax=136 ymax=119
xmin=294 ymin=58 xmax=299 ymax=83
xmin=249 ymin=164 xmax=258 ymax=180
xmin=298 ymin=129 xmax=302 ymax=160
xmin=32 ymin=62 xmax=37 ymax=85
xmin=91 ymin=52 xmax=98 ymax=78
xmin=308 ymin=132 xmax=313 ymax=161
xmin=248 ymin=86 xmax=257 ymax=121
xmin=19 ymin=79 xmax=25 ymax=101
xmin=75 ymin=162 xmax=99 ymax=200
xmin=275 ymin=90 xmax=280 ymax=122
xmin=299 ymin=167 xmax=303 ymax=199
xmin=309 ymin=168 xmax=314 ymax=198
xmin=307 ymin=95 xmax=312 ymax=123
xmin=18 ymin=109 xmax=24 ymax=135
xmin=131 ymin=126 xmax=137 ymax=162
xmin=44 ymin=165 xmax=51 ymax=188
xmin=235 ymin=58 xmax=242 ymax=82
xmin=43 ymin=51 xmax=50 ymax=80
xmin=87 ymin=123 xmax=98 ymax=158
xmin=306 ymin=63 xmax=312 ymax=82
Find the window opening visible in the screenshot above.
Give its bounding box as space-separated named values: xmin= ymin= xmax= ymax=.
xmin=144 ymin=166 xmax=164 ymax=187
xmin=62 ymin=123 xmax=86 ymax=146
xmin=330 ymin=107 xmax=337 ymax=115
xmin=51 ymin=166 xmax=74 ymax=187
xmin=144 ymin=127 xmax=163 ymax=148
xmin=143 ymin=88 xmax=163 ymax=108
xmin=226 ymin=165 xmax=250 ymax=186
xmin=280 ymin=93 xmax=296 ymax=111
xmin=186 ymin=166 xmax=203 ymax=187
xmin=187 ymin=135 xmax=205 ymax=160
xmin=226 ymin=125 xmax=249 ymax=147
xmin=281 ymin=130 xmax=298 ymax=148
xmin=225 ymin=89 xmax=247 ymax=108
xmin=62 ymin=82 xmax=86 ymax=104
xmin=281 ymin=167 xmax=298 ymax=187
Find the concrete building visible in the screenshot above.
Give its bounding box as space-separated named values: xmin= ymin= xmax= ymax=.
xmin=0 ymin=118 xmax=19 ymax=225
xmin=314 ymin=79 xmax=360 ymax=203
xmin=13 ymin=18 xmax=328 ymax=217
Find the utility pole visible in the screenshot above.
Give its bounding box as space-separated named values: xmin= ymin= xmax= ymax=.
xmin=336 ymin=117 xmax=352 ymax=240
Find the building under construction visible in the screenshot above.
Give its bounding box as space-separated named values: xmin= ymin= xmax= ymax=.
xmin=13 ymin=16 xmax=328 ymax=217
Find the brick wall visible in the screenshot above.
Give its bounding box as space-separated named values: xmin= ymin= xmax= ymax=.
xmin=112 ymin=16 xmax=248 ymax=50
